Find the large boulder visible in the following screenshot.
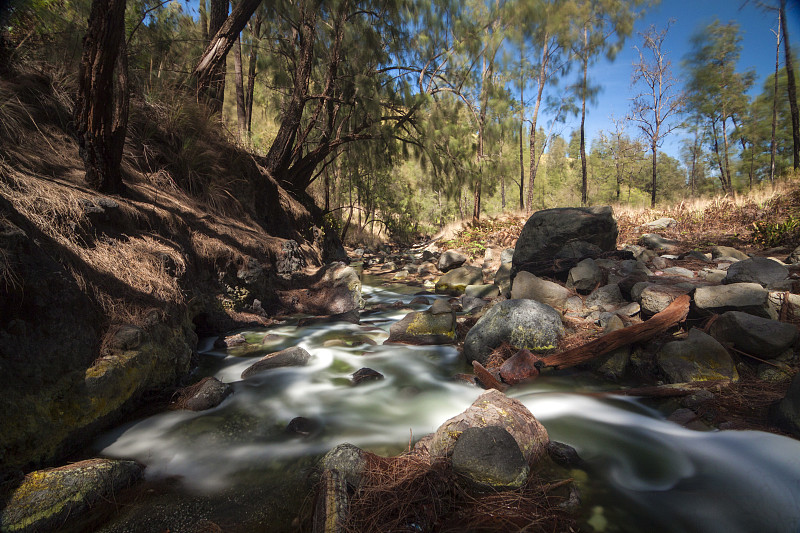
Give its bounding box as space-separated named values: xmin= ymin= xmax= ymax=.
xmin=0 ymin=459 xmax=143 ymax=533
xmin=426 ymin=389 xmax=550 ymax=463
xmin=435 ymin=265 xmax=483 ymax=295
xmin=241 ymin=346 xmax=312 ymax=378
xmin=512 ymin=206 xmax=617 ymax=276
xmin=656 ymin=329 xmax=739 ymax=383
xmin=724 ymin=257 xmax=789 ymax=287
xmin=438 ymin=250 xmax=467 ymax=272
xmin=693 ymin=283 xmax=770 ymax=318
xmin=386 ymin=309 xmax=455 ymax=345
xmin=510 ymin=271 xmax=572 ymax=311
xmin=708 ymin=311 xmax=797 ymax=358
xmin=463 ymin=299 xmax=563 ymax=366
xmin=451 ymin=426 xmax=529 ymax=490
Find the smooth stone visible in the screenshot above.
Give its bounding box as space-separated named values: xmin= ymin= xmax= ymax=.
xmin=241 ymin=346 xmax=312 ymax=378
xmin=657 ymin=329 xmax=738 ymax=383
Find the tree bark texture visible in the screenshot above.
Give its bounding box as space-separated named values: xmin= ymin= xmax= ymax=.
xmin=74 ymin=0 xmax=129 ymax=194
xmin=192 ymin=0 xmax=262 ymax=109
xmin=780 ymin=0 xmax=800 ymax=170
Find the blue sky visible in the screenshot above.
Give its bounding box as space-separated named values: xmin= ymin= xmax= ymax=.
xmin=548 ymin=0 xmax=800 ymax=161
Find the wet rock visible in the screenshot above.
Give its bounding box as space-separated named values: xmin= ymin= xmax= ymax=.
xmin=510 ymin=271 xmax=571 ymax=310
xmin=351 ymin=367 xmax=384 ymax=385
xmin=463 ymin=299 xmax=563 ymax=366
xmin=711 ymin=246 xmax=749 ymax=261
xmin=566 ymin=258 xmax=603 ymax=294
xmin=640 ymin=233 xmax=680 ymax=253
xmin=708 ymin=311 xmax=797 ymax=358
xmin=0 ymin=458 xmax=143 ymax=533
xmin=585 ymin=283 xmax=626 ymax=312
xmin=286 ymin=416 xmax=323 ymax=437
xmin=642 ymin=217 xmax=677 ymax=230
xmin=555 ymin=240 xmax=603 ymax=260
xmin=451 ymin=426 xmax=529 ymax=491
xmin=438 ymin=250 xmax=467 ymax=272
xmin=427 ymin=389 xmax=550 ymax=463
xmin=724 ymin=257 xmax=789 ymax=287
xmin=386 ymin=309 xmax=455 ymax=345
xmin=241 ymin=346 xmax=312 ymax=378
xmin=693 ymin=282 xmax=770 ymax=318
xmin=464 ymin=284 xmax=500 ymax=298
xmin=435 ymin=265 xmax=483 ymax=295
xmin=183 ymin=377 xmax=233 ymax=411
xmin=512 ymin=206 xmax=618 ymax=276
xmin=657 ymin=329 xmax=738 ymax=383
xmin=639 ymin=284 xmax=691 ymax=315
xmin=771 ymin=372 xmax=800 ymax=438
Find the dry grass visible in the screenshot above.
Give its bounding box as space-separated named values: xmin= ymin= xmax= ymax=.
xmin=343 ymin=452 xmax=575 ymax=533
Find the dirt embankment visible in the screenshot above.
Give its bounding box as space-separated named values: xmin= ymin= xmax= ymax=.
xmin=0 ymin=67 xmax=338 ymax=473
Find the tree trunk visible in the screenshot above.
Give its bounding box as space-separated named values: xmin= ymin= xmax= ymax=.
xmin=781 ymin=0 xmax=800 ymax=170
xmin=770 ymin=10 xmax=781 ymax=182
xmin=233 ymin=35 xmax=247 ymax=138
xmin=245 ymin=13 xmax=262 ymax=133
xmin=527 ymin=38 xmax=549 ymax=213
xmin=650 ymin=143 xmax=657 ymax=207
xmin=192 ymin=0 xmax=262 ymax=108
xmin=74 ymin=0 xmax=128 ymax=194
xmin=263 ymin=2 xmax=317 ymax=183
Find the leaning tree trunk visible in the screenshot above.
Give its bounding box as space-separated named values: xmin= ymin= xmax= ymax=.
xmin=74 ymin=0 xmax=128 ymax=194
xmin=781 ymin=0 xmax=800 ymax=170
xmin=192 ymin=0 xmax=262 ymax=108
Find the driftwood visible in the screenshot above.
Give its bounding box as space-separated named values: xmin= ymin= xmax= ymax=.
xmin=540 ymin=294 xmax=690 ymax=370
xmin=471 ymin=361 xmax=508 ymax=392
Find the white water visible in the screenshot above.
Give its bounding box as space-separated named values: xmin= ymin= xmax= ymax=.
xmin=95 ymin=282 xmax=800 ymax=532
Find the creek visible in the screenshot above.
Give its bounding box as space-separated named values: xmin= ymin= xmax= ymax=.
xmin=92 ymin=277 xmax=800 ymax=533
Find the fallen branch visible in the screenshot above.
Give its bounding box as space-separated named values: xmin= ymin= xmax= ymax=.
xmin=542 ymin=294 xmax=690 ymax=369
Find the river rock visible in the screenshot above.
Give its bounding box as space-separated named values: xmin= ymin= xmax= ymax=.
xmin=566 ymin=258 xmax=603 ymax=294
xmin=642 ymin=217 xmax=677 ymax=230
xmin=435 ymin=265 xmax=483 ymax=295
xmin=724 ymin=257 xmax=789 ymax=287
xmin=656 ymin=329 xmax=738 ymax=383
xmin=771 ymin=372 xmax=800 ymax=438
xmin=510 ymin=271 xmax=572 ymax=310
xmin=585 ymin=283 xmax=626 ymax=312
xmin=0 ymin=458 xmax=143 ymax=533
xmin=241 ymin=346 xmax=312 ymax=378
xmin=640 ymin=233 xmax=680 ymax=253
xmin=386 ymin=309 xmax=455 ymax=345
xmin=711 ymin=246 xmax=749 ymax=261
xmin=427 ymin=389 xmax=550 ymax=463
xmin=464 ymin=284 xmax=500 ymax=298
xmin=183 ymin=377 xmax=233 ymax=411
xmin=438 ymin=250 xmax=467 ymax=272
xmin=639 ymin=284 xmax=691 ymax=315
xmin=451 ymin=426 xmax=529 ymax=491
xmin=463 ymin=299 xmax=563 ymax=366
xmin=693 ymin=282 xmax=770 ymax=318
xmin=708 ymin=311 xmax=797 ymax=358
xmin=512 ymin=206 xmax=618 ymax=276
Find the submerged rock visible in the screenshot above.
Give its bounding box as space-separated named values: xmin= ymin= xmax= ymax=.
xmin=463 ymin=299 xmax=563 ymax=366
xmin=451 ymin=426 xmax=529 ymax=490
xmin=241 ymin=346 xmax=312 ymax=378
xmin=0 ymin=458 xmax=143 ymax=533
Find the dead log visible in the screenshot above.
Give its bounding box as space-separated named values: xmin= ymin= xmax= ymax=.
xmin=472 ymin=361 xmax=508 ymax=392
xmin=542 ymin=294 xmax=690 ymax=369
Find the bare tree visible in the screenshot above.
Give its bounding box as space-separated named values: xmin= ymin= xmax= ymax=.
xmin=74 ymin=0 xmax=129 ymax=194
xmin=630 ymin=23 xmax=684 ymax=208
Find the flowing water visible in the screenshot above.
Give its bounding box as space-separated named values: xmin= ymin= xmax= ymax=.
xmin=93 ymin=278 xmax=800 ymax=532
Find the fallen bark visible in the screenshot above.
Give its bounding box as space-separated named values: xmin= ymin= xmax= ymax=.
xmin=541 ymin=294 xmax=690 ymax=369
